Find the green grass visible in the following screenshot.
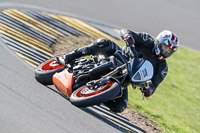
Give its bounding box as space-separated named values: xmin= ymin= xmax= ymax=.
xmin=116 ymin=42 xmax=200 ymax=133
xmin=80 ymin=41 xmax=200 ymax=132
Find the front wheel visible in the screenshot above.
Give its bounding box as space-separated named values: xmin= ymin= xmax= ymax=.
xmin=35 ymin=57 xmax=65 ymax=85
xmin=70 ymin=81 xmax=121 ymax=107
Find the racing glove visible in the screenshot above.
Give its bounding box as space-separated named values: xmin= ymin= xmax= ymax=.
xmin=123 ymin=34 xmax=135 ymax=47
xmin=141 ymin=87 xmax=153 ymax=97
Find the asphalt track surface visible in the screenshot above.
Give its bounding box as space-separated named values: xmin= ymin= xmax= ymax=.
xmin=1 ymin=0 xmax=200 ymax=51
xmin=0 ymin=1 xmax=199 ymax=133
xmin=0 ymin=40 xmax=124 ymax=133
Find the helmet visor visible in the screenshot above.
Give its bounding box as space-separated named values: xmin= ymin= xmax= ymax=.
xmin=159 ymin=43 xmax=174 ymax=58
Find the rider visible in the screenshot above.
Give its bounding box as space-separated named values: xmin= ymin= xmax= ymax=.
xmin=63 ymin=29 xmax=179 ymax=113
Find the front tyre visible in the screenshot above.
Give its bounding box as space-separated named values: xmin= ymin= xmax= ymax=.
xmin=70 ymin=81 xmax=121 ymax=107
xmin=35 ymin=57 xmax=65 ymax=85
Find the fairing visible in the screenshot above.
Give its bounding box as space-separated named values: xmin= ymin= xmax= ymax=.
xmin=130 ymin=58 xmax=153 ymax=83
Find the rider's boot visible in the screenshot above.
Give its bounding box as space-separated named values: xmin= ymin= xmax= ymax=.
xmin=63 ymin=47 xmax=89 ymax=64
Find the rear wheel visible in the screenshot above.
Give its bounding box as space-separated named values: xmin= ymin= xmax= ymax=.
xmin=35 ymin=57 xmax=65 ymax=85
xmin=70 ymin=81 xmax=121 ymax=107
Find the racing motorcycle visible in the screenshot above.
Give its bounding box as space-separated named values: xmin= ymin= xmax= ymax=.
xmin=35 ymin=45 xmax=153 ymax=107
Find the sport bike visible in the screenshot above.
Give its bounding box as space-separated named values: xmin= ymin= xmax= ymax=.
xmin=35 ymin=45 xmax=153 ymax=107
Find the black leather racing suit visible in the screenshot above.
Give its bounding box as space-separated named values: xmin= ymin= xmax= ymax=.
xmin=120 ymin=29 xmax=168 ymax=96
xmin=65 ymin=29 xmax=168 ymax=112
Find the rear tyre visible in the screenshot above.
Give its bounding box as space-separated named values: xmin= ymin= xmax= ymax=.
xmin=35 ymin=57 xmax=65 ymax=85
xmin=70 ymin=81 xmax=121 ymax=107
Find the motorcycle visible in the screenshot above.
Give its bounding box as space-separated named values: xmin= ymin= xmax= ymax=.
xmin=35 ymin=44 xmax=153 ymax=107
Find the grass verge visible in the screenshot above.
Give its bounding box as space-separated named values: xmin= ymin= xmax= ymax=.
xmin=72 ymin=39 xmax=199 ymax=132
xmin=117 ymin=43 xmax=200 ymax=133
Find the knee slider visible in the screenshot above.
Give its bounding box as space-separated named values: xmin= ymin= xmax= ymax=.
xmin=110 ymin=101 xmax=127 ymax=113
xmin=95 ymin=38 xmax=110 ymax=48
xmin=77 ymin=47 xmax=89 ymax=55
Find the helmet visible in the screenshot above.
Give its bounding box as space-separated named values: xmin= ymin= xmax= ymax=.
xmin=154 ymin=30 xmax=179 ymax=60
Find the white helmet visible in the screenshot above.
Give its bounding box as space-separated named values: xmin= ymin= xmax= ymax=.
xmin=155 ymin=30 xmax=179 ymax=60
